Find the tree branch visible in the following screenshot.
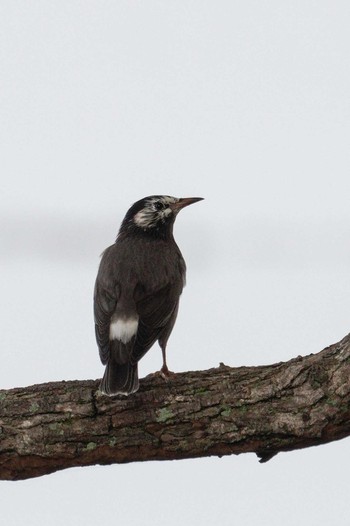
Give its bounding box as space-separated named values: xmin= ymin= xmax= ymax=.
xmin=1 ymin=333 xmax=350 ymax=480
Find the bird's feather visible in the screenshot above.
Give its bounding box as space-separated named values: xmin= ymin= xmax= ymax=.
xmin=94 ymin=195 xmax=202 ymax=395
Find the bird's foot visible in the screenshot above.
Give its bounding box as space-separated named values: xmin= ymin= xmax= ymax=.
xmin=159 ymin=364 xmax=175 ymax=382
xmin=144 ymin=367 xmax=175 ymax=383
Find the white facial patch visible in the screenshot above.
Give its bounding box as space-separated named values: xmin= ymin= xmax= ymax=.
xmin=109 ymin=317 xmax=138 ymax=343
xmin=134 ymin=196 xmax=178 ymax=229
xmin=134 ymin=208 xmax=156 ymax=229
xmin=162 ymin=207 xmax=172 ymax=218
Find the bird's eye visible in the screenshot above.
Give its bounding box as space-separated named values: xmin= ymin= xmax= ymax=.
xmin=154 ymin=202 xmax=164 ymax=211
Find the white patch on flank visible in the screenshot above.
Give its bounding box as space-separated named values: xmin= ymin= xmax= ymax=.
xmin=109 ymin=318 xmax=138 ymax=343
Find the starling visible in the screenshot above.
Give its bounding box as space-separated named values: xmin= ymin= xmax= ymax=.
xmin=94 ymin=195 xmax=203 ymax=395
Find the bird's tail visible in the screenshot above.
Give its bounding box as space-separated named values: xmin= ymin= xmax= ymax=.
xmin=100 ymin=359 xmax=139 ymax=396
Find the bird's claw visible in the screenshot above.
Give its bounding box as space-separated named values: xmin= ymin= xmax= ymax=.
xmin=159 ymin=365 xmax=175 ymax=382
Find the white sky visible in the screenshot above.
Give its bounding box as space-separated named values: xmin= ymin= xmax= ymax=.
xmin=1 ymin=2 xmax=350 ymax=525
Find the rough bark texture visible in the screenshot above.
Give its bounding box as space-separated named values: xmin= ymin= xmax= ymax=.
xmin=1 ymin=333 xmax=350 ymax=481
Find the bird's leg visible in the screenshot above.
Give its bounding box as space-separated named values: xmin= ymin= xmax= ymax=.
xmin=160 ymin=344 xmax=174 ymax=380
xmin=160 ymin=346 xmax=169 ymax=377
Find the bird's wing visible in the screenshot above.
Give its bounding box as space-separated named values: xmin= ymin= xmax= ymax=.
xmin=130 ymin=282 xmax=181 ymax=364
xmin=94 ymin=279 xmax=118 ymax=364
xmin=95 ymin=242 xmax=184 ymax=366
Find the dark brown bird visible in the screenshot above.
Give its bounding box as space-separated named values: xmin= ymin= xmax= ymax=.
xmin=94 ymin=195 xmax=203 ymax=395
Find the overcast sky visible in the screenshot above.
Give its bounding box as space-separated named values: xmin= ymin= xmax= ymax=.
xmin=1 ymin=2 xmax=350 ymax=525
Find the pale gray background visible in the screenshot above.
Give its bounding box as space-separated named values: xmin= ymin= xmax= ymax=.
xmin=1 ymin=2 xmax=350 ymax=524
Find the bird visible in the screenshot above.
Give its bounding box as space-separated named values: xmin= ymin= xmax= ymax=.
xmin=94 ymin=195 xmax=203 ymax=396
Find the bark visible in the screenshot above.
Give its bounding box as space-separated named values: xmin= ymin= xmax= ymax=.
xmin=1 ymin=333 xmax=350 ymax=481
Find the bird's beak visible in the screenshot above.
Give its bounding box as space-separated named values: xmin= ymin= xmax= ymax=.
xmin=171 ymin=197 xmax=204 ymax=212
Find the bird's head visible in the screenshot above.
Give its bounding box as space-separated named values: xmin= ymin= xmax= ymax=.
xmin=118 ymin=195 xmax=204 ymax=239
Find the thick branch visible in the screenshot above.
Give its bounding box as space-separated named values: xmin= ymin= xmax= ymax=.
xmin=1 ymin=334 xmax=350 ymax=480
